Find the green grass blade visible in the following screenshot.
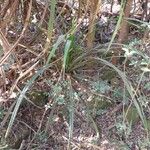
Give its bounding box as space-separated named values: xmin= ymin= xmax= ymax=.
xmin=46 ymin=35 xmax=66 ymax=64
xmin=106 ymin=0 xmax=126 ymax=53
xmin=5 ymin=65 xmax=49 ymax=138
xmin=62 ymin=36 xmax=73 ymax=76
xmin=44 ymin=0 xmax=57 ymax=52
xmin=67 ymin=77 xmax=75 ymax=150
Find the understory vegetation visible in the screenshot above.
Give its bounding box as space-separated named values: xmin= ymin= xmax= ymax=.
xmin=0 ymin=0 xmax=150 ymax=149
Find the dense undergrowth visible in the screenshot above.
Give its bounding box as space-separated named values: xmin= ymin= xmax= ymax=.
xmin=0 ymin=0 xmax=150 ymax=149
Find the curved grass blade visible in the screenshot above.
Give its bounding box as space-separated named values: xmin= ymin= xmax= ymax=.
xmin=5 ymin=30 xmax=65 ymax=138
xmin=67 ymin=76 xmax=75 ymax=150
xmin=46 ymin=35 xmax=66 ymax=64
xmin=5 ymin=65 xmax=48 ymax=138
xmin=89 ymin=57 xmax=147 ymax=129
xmin=62 ymin=35 xmax=74 ymax=77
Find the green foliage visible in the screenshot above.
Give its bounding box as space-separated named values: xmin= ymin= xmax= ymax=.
xmin=27 ymin=90 xmax=49 ymax=107
xmin=63 ymin=34 xmax=82 ymax=73
xmin=87 ymin=96 xmax=113 ymax=116
xmin=125 ymin=106 xmax=140 ymax=125
xmin=123 ymin=38 xmax=150 ymax=73
xmin=36 ymin=131 xmax=49 ymax=143
xmin=101 ymin=70 xmax=117 ymax=81
xmin=62 ymin=34 xmax=75 ymax=73
xmin=48 ymin=80 xmax=67 ymax=105
xmin=144 ymin=82 xmax=150 ymax=90
xmin=90 ymin=80 xmax=111 ymax=94
xmin=115 ymin=122 xmax=132 ymax=139
xmin=138 ymin=139 xmax=150 ymax=149
xmin=113 ymin=88 xmax=123 ymax=99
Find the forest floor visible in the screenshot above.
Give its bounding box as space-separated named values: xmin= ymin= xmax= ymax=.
xmin=0 ymin=0 xmax=150 ymax=149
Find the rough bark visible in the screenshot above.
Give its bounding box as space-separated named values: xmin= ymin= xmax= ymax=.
xmin=118 ymin=0 xmax=133 ymax=44
xmin=86 ymin=0 xmax=101 ymax=49
xmin=112 ymin=0 xmax=133 ymax=65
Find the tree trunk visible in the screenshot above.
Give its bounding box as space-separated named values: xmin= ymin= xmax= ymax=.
xmin=118 ymin=0 xmax=133 ymax=44
xmin=112 ymin=0 xmax=133 ymax=65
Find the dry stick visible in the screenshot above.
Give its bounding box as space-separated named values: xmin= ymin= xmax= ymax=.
xmin=18 ymin=44 xmax=39 ymax=56
xmin=18 ymin=120 xmax=36 ymax=134
xmin=19 ymin=52 xmax=44 ymax=69
xmin=44 ymin=64 xmax=65 ymax=134
xmin=0 ymin=0 xmax=32 ymax=95
xmin=0 ymin=100 xmax=16 ymax=128
xmin=56 ymin=1 xmax=69 ymax=20
xmin=0 ymin=30 xmax=10 ymax=52
xmin=2 ymin=0 xmax=36 ymax=98
xmin=26 ymin=109 xmax=47 ymax=150
xmin=81 ymin=142 xmax=104 ymax=150
xmin=62 ymin=136 xmax=80 ymax=149
xmin=0 ymin=29 xmax=12 ymax=90
xmin=9 ymin=61 xmax=39 ymax=96
xmin=0 ymin=0 xmax=11 ymax=18
xmin=18 ymin=140 xmax=25 ymax=150
xmin=16 ymin=86 xmax=43 ymax=109
xmin=3 ymin=0 xmax=32 ymax=139
xmin=38 ymin=1 xmax=49 ymax=26
xmin=0 ymin=29 xmax=19 ymax=90
xmin=0 ymin=0 xmax=32 ymax=67
xmin=0 ymin=66 xmax=6 ymax=90
xmin=0 ymin=0 xmax=19 ymax=30
xmin=24 ymin=58 xmax=62 ymax=149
